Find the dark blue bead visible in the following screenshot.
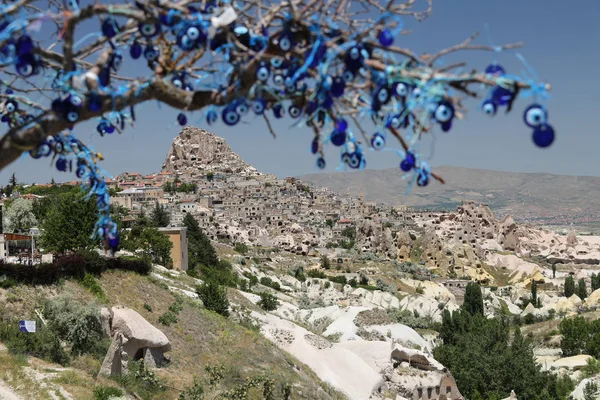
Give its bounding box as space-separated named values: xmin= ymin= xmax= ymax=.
xmin=252 ymin=98 xmax=266 ymax=115
xmin=316 ymin=157 xmax=326 ymax=169
xmin=331 ymin=77 xmax=345 ymax=98
xmin=56 ymin=157 xmax=68 ymax=172
xmin=485 ymin=64 xmax=505 ymax=76
xmin=76 ymin=166 xmax=85 ymax=178
xmin=101 ymin=18 xmax=119 ymax=38
xmin=206 ymin=110 xmax=217 ymax=125
xmin=400 ymin=153 xmax=415 ymax=172
xmin=108 ymin=233 xmax=119 ymax=250
xmin=311 ymin=139 xmax=319 ymax=154
xmin=222 ymin=107 xmax=241 ymax=125
xmin=370 ymin=133 xmax=385 ymax=150
xmin=330 ymin=131 xmax=346 ymax=147
xmin=177 ymin=113 xmax=187 ymax=126
xmin=377 ymin=28 xmax=394 ymax=47
xmin=491 ymin=86 xmax=514 ymax=106
xmin=16 ymin=35 xmax=34 ymax=56
xmin=417 ymin=176 xmax=429 ymax=187
xmin=532 ymin=124 xmax=555 ymax=148
xmin=273 ymin=104 xmax=284 ymax=119
xmin=130 ymin=42 xmax=142 ymax=59
xmin=335 ymin=119 xmax=348 ymax=133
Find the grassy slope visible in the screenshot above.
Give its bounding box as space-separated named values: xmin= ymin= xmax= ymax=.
xmin=0 ymin=270 xmax=345 ymax=400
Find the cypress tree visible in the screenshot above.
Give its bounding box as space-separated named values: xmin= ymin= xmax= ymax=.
xmin=564 ymin=276 xmax=576 ymax=297
xmin=463 ymin=282 xmax=484 ymax=316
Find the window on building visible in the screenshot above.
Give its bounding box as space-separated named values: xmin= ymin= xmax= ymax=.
xmin=446 ymin=386 xmax=452 ymax=394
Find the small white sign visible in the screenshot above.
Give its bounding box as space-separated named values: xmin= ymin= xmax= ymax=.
xmin=19 ymin=320 xmax=36 ymax=333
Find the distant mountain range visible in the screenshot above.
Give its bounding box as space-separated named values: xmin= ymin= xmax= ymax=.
xmin=298 ymin=166 xmax=600 ymax=225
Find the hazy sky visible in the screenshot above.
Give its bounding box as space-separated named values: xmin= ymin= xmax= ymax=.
xmin=1 ymin=0 xmax=599 ymax=185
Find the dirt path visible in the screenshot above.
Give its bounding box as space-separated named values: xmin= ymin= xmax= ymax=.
xmin=0 ymin=379 xmax=21 ymax=400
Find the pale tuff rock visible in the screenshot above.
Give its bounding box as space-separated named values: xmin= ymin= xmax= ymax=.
xmin=162 ymin=126 xmax=260 ymax=176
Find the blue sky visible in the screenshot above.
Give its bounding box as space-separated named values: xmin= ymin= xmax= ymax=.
xmin=1 ymin=0 xmax=599 ymax=185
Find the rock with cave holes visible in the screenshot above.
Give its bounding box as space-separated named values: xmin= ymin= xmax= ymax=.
xmin=98 ymin=306 xmax=171 ymax=377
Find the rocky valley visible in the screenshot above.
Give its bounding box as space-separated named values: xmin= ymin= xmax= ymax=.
xmin=1 ymin=127 xmax=600 ymax=400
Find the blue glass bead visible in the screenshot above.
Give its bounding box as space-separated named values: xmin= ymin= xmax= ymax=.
xmin=417 ymin=175 xmax=429 ymax=187
xmin=331 ymin=77 xmax=345 ymax=98
xmin=532 ymin=124 xmax=555 ymax=148
xmin=377 ymin=28 xmax=394 ymax=47
xmin=4 ymin=99 xmax=18 ymax=113
xmin=177 ymin=113 xmax=187 ymax=126
xmin=273 ymin=104 xmax=284 ymax=119
xmin=316 ymin=157 xmax=326 ymax=169
xmin=130 ymin=42 xmax=142 ymax=59
xmin=392 ymin=82 xmax=410 ymax=98
xmin=108 ymin=233 xmax=119 ymax=250
xmin=434 ymin=101 xmax=454 ymax=124
xmin=485 ymin=64 xmax=505 ymax=76
xmin=56 ymin=157 xmax=68 ymax=172
xmin=330 ymin=131 xmax=346 ymax=147
xmin=233 ymin=25 xmax=251 ymax=48
xmin=305 ymin=100 xmax=317 ymax=115
xmin=370 ymin=133 xmax=385 ymax=150
xmin=252 ymin=98 xmax=266 ymax=115
xmin=348 ymin=152 xmax=362 ymax=169
xmin=311 ymin=139 xmax=319 ymax=154
xmin=76 ymin=166 xmax=85 ymax=178
xmin=289 ymin=105 xmax=301 ymax=118
xmin=481 ymin=100 xmax=497 ymax=116
xmin=400 ymin=153 xmax=415 ymax=172
xmin=16 ymin=35 xmax=34 ymax=56
xmin=491 ymin=86 xmax=514 ymax=106
xmin=256 ymin=62 xmax=270 ymax=82
xmin=206 ymin=110 xmax=217 ymax=125
xmin=335 ymin=119 xmax=348 ymax=133
xmin=138 ymin=23 xmax=161 ymax=38
xmin=101 ymin=18 xmax=119 ymax=38
xmin=523 ymin=104 xmax=547 ymax=128
xmin=29 ymin=148 xmax=42 ymax=159
xmin=222 ymin=107 xmax=241 ymax=125
xmin=143 ymin=45 xmax=159 ymax=61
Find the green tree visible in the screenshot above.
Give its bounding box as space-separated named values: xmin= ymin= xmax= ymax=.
xmin=552 ymin=264 xmax=556 ymax=279
xmin=257 ymin=292 xmax=280 ymax=311
xmin=197 ymin=281 xmax=229 ymax=317
xmin=183 ymin=213 xmax=218 ymax=268
xmin=9 ymin=173 xmax=17 ymax=188
xmin=234 ymin=242 xmax=249 ymax=255
xmin=3 ymin=198 xmax=37 ymax=234
xmin=559 ymin=316 xmax=589 ymax=357
xmin=463 ymin=282 xmax=484 ymax=316
xmin=592 ymin=273 xmax=600 ymax=292
xmin=564 ymin=275 xmax=576 ymax=297
xmin=39 ymin=191 xmax=98 ymax=253
xmin=531 ymin=281 xmax=538 ymax=308
xmin=321 ymin=255 xmax=331 ymax=270
xmin=150 ymin=202 xmax=170 ymax=227
xmin=578 ymin=278 xmax=588 ymax=300
xmin=139 ymin=227 xmax=173 ymax=266
xmin=325 ymin=219 xmax=334 ymax=228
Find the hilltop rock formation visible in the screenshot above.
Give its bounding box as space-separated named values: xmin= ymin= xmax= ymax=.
xmin=162 ymin=127 xmax=260 ymax=176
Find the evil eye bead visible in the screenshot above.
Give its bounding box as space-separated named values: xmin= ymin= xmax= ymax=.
xmin=349 ymin=47 xmax=361 ymax=61
xmin=532 ymin=123 xmax=555 ymax=148
xmin=68 ymin=95 xmax=83 ymax=108
xmin=76 ymin=166 xmax=85 ymax=179
xmin=101 ymin=17 xmax=119 ymax=38
xmin=270 ymin=58 xmax=284 ymax=69
xmin=481 ymin=100 xmax=497 ymax=116
xmin=273 ymin=74 xmax=285 ymax=86
xmin=256 ymin=62 xmax=270 ymax=82
xmin=335 ymin=118 xmax=348 ymax=133
xmin=348 ymin=153 xmax=362 ymax=169
xmin=288 ymin=105 xmax=301 ymax=118
xmin=222 ymin=107 xmax=240 ymax=126
xmin=177 ymin=113 xmax=188 ymax=126
xmin=400 ymin=152 xmax=415 ymax=172
xmin=110 ymin=53 xmax=123 ymax=71
xmin=65 ymin=0 xmax=79 ymax=11
xmin=434 ymin=101 xmax=454 ymax=123
xmin=186 ymin=26 xmax=200 ymax=41
xmin=38 ymin=142 xmax=51 ymax=156
xmin=206 ymin=110 xmax=218 ymax=125
xmin=4 ymin=100 xmax=17 ymax=113
xmin=171 ymin=76 xmax=183 ymax=88
xmin=29 ymin=148 xmax=42 ymax=159
xmin=393 ymin=82 xmax=410 ymax=97
xmin=376 ymin=85 xmax=390 ymax=104
xmin=492 ymin=86 xmax=514 ymax=106
xmin=417 ymin=175 xmax=429 ymax=187
xmin=370 ymin=133 xmax=386 ymax=150
xmin=16 ymin=59 xmax=34 ymax=77
xmin=341 ymin=152 xmax=351 ymax=165
xmin=316 ymin=157 xmax=326 ymax=169
xmin=130 ymin=42 xmax=142 ymax=59
xmin=236 ymin=102 xmax=249 ymax=115
xmin=252 ymin=98 xmax=266 ymax=115
xmin=278 ymin=35 xmax=292 ymax=52
xmin=523 ymin=104 xmax=547 ymax=128
xmin=342 ymin=70 xmax=355 ymax=82
xmin=54 ymin=142 xmax=64 ymax=153
xmin=65 ymin=110 xmax=79 ymax=122
xmin=377 ymin=28 xmax=394 ymax=47
xmin=139 ymin=23 xmax=160 ymax=38
xmin=143 ymin=45 xmax=159 ymax=61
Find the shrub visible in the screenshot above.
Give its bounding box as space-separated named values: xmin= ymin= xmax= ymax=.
xmin=243 ymin=272 xmax=259 ymax=286
xmin=43 ymin=294 xmax=107 ymax=357
xmin=259 ymin=276 xmax=281 ymax=290
xmin=93 ymin=386 xmax=124 ymax=400
xmin=307 ymin=269 xmax=326 ymax=279
xmin=80 ymin=273 xmax=107 ymax=302
xmin=115 ymin=360 xmax=165 ymax=399
xmin=324 ymin=281 xmax=331 ymax=289
xmin=158 ymin=311 xmax=178 ymax=326
xmin=143 ymin=303 xmax=153 ymax=312
xmin=0 ymin=319 xmax=70 ymax=365
xmin=328 ymin=275 xmax=347 ymax=285
xmin=523 ymin=313 xmax=536 ymax=325
xmin=0 ymin=277 xmax=16 ymax=289
xmin=234 ymin=242 xmax=249 ymax=255
xmin=179 ymin=377 xmax=204 ymax=400
xmin=258 ymin=292 xmax=280 ymax=311
xmin=197 ymin=281 xmax=230 ymax=317
xmin=349 ymin=278 xmax=357 ymax=288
